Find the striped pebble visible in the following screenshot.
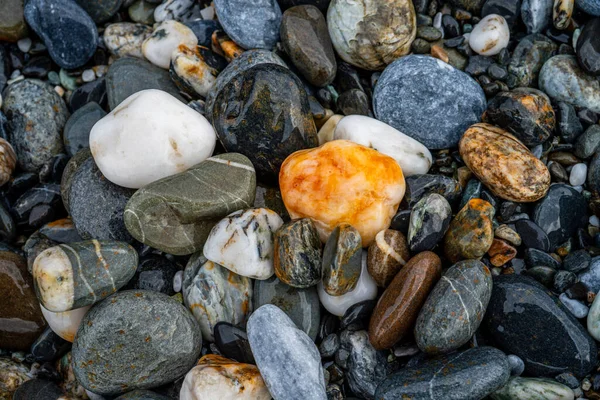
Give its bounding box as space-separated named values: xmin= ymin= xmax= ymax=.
xmin=367 ymin=229 xmax=410 ymax=288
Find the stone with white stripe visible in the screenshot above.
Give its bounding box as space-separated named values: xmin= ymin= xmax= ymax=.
xmin=32 ymin=240 xmax=138 ymax=312
xmin=124 ymin=153 xmax=256 ymax=255
xmin=414 ymin=259 xmax=492 ymax=354
xmin=367 ymin=229 xmax=410 ymax=288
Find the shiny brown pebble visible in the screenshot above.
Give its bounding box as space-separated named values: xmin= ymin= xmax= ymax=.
xmin=459 ymin=123 xmax=550 ymax=202
xmin=0 ymin=138 xmax=17 ymax=187
xmin=487 ymin=238 xmax=517 ymax=267
xmin=368 ymin=251 xmax=442 ymax=350
xmin=367 ymin=229 xmax=410 ymax=288
xmin=430 ymin=44 xmax=449 ymax=63
xmin=211 ymin=30 xmax=243 ymax=61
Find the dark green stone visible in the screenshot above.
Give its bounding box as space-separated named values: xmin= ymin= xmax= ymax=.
xmin=321 ymin=224 xmax=361 ymax=296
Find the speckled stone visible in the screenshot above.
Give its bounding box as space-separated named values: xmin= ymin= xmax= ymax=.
xmin=104 ymin=23 xmax=153 ymax=59
xmin=369 ymin=251 xmax=441 ymax=350
xmin=0 ymin=359 xmax=31 ymax=399
xmin=408 ymin=193 xmax=452 ymax=253
xmin=124 ymin=153 xmax=256 ymax=255
xmin=366 ymin=229 xmax=410 ymax=288
xmin=60 ymin=148 xmax=91 ymax=214
xmin=24 ymin=0 xmax=98 ymax=69
xmin=73 ymin=290 xmax=202 ymax=396
xmin=521 ymin=0 xmax=552 ymax=33
xmin=0 ymin=0 xmax=27 ymax=42
xmin=508 ymin=34 xmax=557 ymax=88
xmin=484 ymin=274 xmax=597 ymax=378
xmin=490 ymin=376 xmax=575 ymax=400
xmin=12 ymin=379 xmax=65 ymax=400
xmin=403 ymin=174 xmax=462 ymax=208
xmin=63 ymin=102 xmax=106 ymax=157
xmin=373 ymin=55 xmax=486 ymax=150
xmin=322 ymin=224 xmax=362 ymax=296
xmin=415 ymin=259 xmax=492 ymax=354
xmin=214 ymin=0 xmax=282 ymax=50
xmin=1 ymin=79 xmax=67 ymax=172
xmin=376 ymin=347 xmax=510 ymax=400
xmin=247 ymin=304 xmax=327 ymax=400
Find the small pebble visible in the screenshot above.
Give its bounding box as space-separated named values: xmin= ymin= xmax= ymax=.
xmin=569 ymin=163 xmax=587 ymax=186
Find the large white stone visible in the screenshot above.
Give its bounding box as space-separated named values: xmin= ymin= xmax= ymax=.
xmin=40 ymin=304 xmax=90 ymax=343
xmin=333 ymin=115 xmax=432 ymax=176
xmin=89 ymin=89 xmax=216 ymax=189
xmin=142 ymin=20 xmax=197 ymax=69
xmin=469 ymin=14 xmax=510 ymax=56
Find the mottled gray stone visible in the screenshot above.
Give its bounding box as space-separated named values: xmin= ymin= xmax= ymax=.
xmin=575 ymin=0 xmax=600 ymax=15
xmin=376 ymin=347 xmax=510 ymax=400
xmin=508 ymin=34 xmax=557 ymax=94
xmin=247 ymin=304 xmax=326 ymax=400
xmin=578 ymin=256 xmax=600 ymax=293
xmin=575 ymin=125 xmax=600 ymax=159
xmin=60 ymin=148 xmax=92 ymax=214
xmin=12 ymin=379 xmax=64 ymax=400
xmin=63 ymin=102 xmax=106 ymax=157
xmin=373 ymin=55 xmax=486 ymax=149
xmin=521 ymin=0 xmax=552 ymax=33
xmin=214 ymin=0 xmax=282 ymax=50
xmin=490 ymin=377 xmax=575 ymax=400
xmin=1 ymin=79 xmax=67 ymax=172
xmin=322 ymin=224 xmax=362 ymax=296
xmin=72 ymin=290 xmax=202 ymax=396
xmin=415 ymin=259 xmax=492 ymax=354
xmin=408 ymin=193 xmax=452 ymax=253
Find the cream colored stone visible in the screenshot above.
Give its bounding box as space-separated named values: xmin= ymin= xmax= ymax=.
xmin=142 ymin=20 xmax=197 ymax=69
xmin=40 ymin=305 xmax=90 ymax=342
xmin=317 ymin=114 xmax=344 ymax=145
xmin=33 ymin=247 xmax=75 ymax=312
xmin=469 ymin=14 xmax=510 ymax=56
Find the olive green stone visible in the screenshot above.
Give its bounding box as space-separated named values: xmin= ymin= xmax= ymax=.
xmin=124 ymin=154 xmax=257 ymax=255
xmin=0 ymin=0 xmax=27 ymax=42
xmin=321 ymin=224 xmax=362 ymax=296
xmin=491 ymin=377 xmax=574 ymax=400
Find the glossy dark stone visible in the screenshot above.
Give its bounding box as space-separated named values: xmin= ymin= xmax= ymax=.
xmin=408 ymin=193 xmax=452 ymax=252
xmin=23 ymin=231 xmax=57 ymax=273
xmin=576 ymin=18 xmax=600 ymax=76
xmin=337 ymin=89 xmax=370 ymax=116
xmin=482 ymin=0 xmax=521 ymax=26
xmin=441 ymin=14 xmax=460 ymax=37
xmin=13 ymin=379 xmax=64 ymax=400
xmin=484 ymin=274 xmax=597 ymax=378
xmin=402 ymin=174 xmax=462 ymax=208
xmin=389 ymin=209 xmax=411 ymax=234
xmin=465 ymin=55 xmax=494 ymax=76
xmin=0 ymin=201 xmax=16 ymax=242
xmin=317 ymin=313 xmax=339 ymax=343
xmin=22 ymin=56 xmax=52 ymax=79
xmin=508 ymin=33 xmax=557 ymax=87
xmin=589 ymin=151 xmax=600 ymax=194
xmin=525 ymin=265 xmax=557 ymax=287
xmin=564 ymin=250 xmax=591 ymax=273
xmin=340 ymin=300 xmax=376 ymax=331
xmin=125 ymin=255 xmax=178 ymax=296
xmin=11 ymin=184 xmax=63 ymax=231
xmin=30 ymin=327 xmax=71 ymax=363
xmin=211 ymin=63 xmax=318 ymax=182
xmin=515 ymin=219 xmax=550 ymax=251
xmin=559 ymin=102 xmax=584 ymax=144
xmin=185 ymin=19 xmax=221 ymax=47
xmin=524 ymin=248 xmax=561 ymax=269
xmin=75 ymin=0 xmax=122 ymax=23
xmin=63 ymin=102 xmax=105 ymax=157
xmin=214 ymin=322 xmax=255 ymax=364
xmin=68 ymin=78 xmax=108 ymax=112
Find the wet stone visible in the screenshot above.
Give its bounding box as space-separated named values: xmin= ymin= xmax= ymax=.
xmin=340 ymin=299 xmax=376 ymax=330
xmin=554 ymin=270 xmax=577 ymax=292
xmin=62 ymin=102 xmax=105 ymax=157
xmin=515 ymin=219 xmax=551 ymax=251
xmin=578 ymin=257 xmax=600 ymax=293
xmin=214 ymin=322 xmax=255 ymax=364
xmin=367 ymin=229 xmax=410 ymax=288
xmin=490 ymin=376 xmax=575 ymax=400
xmin=564 ymin=250 xmax=591 ymax=273
xmin=576 ymin=17 xmax=600 ymax=76
xmin=403 ymin=174 xmax=462 ymax=208
xmin=408 ymin=193 xmax=452 ymax=252
xmin=322 ymin=224 xmax=362 ymax=296
xmin=30 ymin=327 xmax=70 ymax=363
xmin=508 ymin=33 xmax=557 ymax=88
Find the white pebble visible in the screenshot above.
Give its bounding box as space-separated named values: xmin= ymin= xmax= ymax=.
xmin=433 ymin=12 xmax=444 ymax=38
xmin=142 ymin=20 xmax=198 ymax=69
xmin=154 ymin=0 xmax=195 ymax=22
xmin=10 ymin=70 xmax=21 ymax=79
xmin=17 ymin=37 xmax=32 ymax=53
xmin=82 ymin=69 xmax=96 ymax=82
xmin=569 ymin=162 xmax=587 ymax=186
xmin=590 ymin=215 xmax=600 ymax=227
xmin=469 ymin=14 xmax=510 ymax=56
xmin=559 ymin=293 xmax=588 ymax=318
xmin=54 ymin=86 xmax=65 ymax=97
xmin=200 ymin=5 xmax=215 ymax=20
xmin=173 ymin=270 xmax=183 ymax=293
xmin=40 ymin=304 xmax=91 ymax=342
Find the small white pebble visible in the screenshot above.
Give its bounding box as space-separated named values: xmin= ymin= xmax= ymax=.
xmin=570 ymin=163 xmax=587 ymax=186
xmin=590 ymin=215 xmax=600 ymax=227
xmin=582 ymin=378 xmax=592 ymax=391
xmin=200 ymin=5 xmax=215 ymax=20
xmin=469 ymin=14 xmax=510 ymax=56
xmin=82 ymin=69 xmax=96 ymax=82
xmin=10 ymin=69 xmax=21 ymax=79
xmin=173 ymin=270 xmax=183 ymax=293
xmin=93 ymin=65 xmax=108 ymax=78
xmin=54 ymin=86 xmax=65 ymax=97
xmin=17 ymin=37 xmax=32 ymax=53
xmin=433 ymin=12 xmax=443 ymax=29
xmin=7 ymin=75 xmax=24 ymax=85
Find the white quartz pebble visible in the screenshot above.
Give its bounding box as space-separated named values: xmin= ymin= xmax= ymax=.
xmin=17 ymin=38 xmax=32 ymax=53
xmin=333 ymin=115 xmax=432 ymax=176
xmin=569 ymin=163 xmax=587 ymax=186
xmin=89 ymin=89 xmax=216 ymax=188
xmin=590 ymin=215 xmax=600 ymax=227
xmin=318 ymin=252 xmax=377 ymax=317
xmin=81 ymin=69 xmax=95 ymax=82
xmin=469 ymin=14 xmax=510 ymax=56
xmin=142 ymin=20 xmax=197 ymax=69
xmin=40 ymin=304 xmax=90 ymax=342
xmin=173 ymin=270 xmax=183 ymax=293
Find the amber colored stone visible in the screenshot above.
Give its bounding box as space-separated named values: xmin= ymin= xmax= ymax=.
xmin=443 ymin=198 xmax=495 ymax=263
xmin=279 ymin=140 xmax=406 ymax=247
xmin=456 ymin=166 xmax=473 ymax=188
xmin=367 ymin=229 xmax=410 ymax=287
xmin=368 ymin=251 xmax=442 ymax=350
xmin=487 ymin=238 xmax=517 ymax=267
xmin=430 ymin=44 xmax=449 ymax=63
xmin=212 ymin=30 xmax=243 ymax=61
xmin=459 ymin=123 xmax=550 ymax=202
xmin=0 ymin=251 xmax=46 ymax=350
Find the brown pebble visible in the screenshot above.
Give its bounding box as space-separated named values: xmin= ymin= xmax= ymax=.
xmin=430 ymin=44 xmax=449 ymax=63
xmin=211 ymin=30 xmax=243 ymax=61
xmin=487 ymin=238 xmax=517 ymax=267
xmin=0 ymin=138 xmax=17 ymax=187
xmin=367 ymin=229 xmax=410 ymax=288
xmin=456 ymin=166 xmax=472 ymax=188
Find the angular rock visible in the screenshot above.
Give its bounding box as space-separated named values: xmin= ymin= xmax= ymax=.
xmin=408 ymin=193 xmax=452 ymax=253
xmin=104 ymin=23 xmax=153 ymax=59
xmin=322 ymin=224 xmax=362 ymax=296
xmin=214 ymin=322 xmax=255 ymax=364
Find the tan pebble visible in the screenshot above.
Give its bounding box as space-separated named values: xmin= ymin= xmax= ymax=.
xmin=494 ymin=224 xmax=522 ymax=246
xmin=367 ymin=229 xmax=410 ymax=287
xmin=0 ymin=138 xmax=17 ymax=186
xmin=317 ymin=114 xmax=344 ymax=145
xmin=430 ymin=45 xmax=449 ymax=63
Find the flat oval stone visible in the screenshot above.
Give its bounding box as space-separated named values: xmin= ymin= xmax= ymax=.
xmin=539 ymin=55 xmax=600 ymax=113
xmin=247 ymin=304 xmax=327 ymax=400
xmin=327 ymin=0 xmax=416 ymax=71
xmin=375 ymin=347 xmax=510 ymax=400
xmin=63 ymin=102 xmax=105 ymax=157
xmin=366 ymin=229 xmax=410 ymax=288
xmin=508 ymin=33 xmax=557 ymax=88
xmin=490 ymin=376 xmax=575 ymax=400
xmin=203 ymin=208 xmax=283 ymax=280
xmin=415 ymin=259 xmax=492 ymax=354
xmin=0 ymin=251 xmax=46 ymax=351
xmin=403 ymin=174 xmax=462 ymax=208
xmin=373 ymin=55 xmax=486 ymax=150
xmin=369 ymin=251 xmax=441 ymax=350
xmin=124 ymin=153 xmax=256 ymax=255
xmin=33 ymin=240 xmax=138 ymax=312
xmin=1 ymin=79 xmax=67 ymax=172
xmin=182 ymin=253 xmax=252 ymax=342
xmin=280 ymin=140 xmax=405 ymax=247
xmin=214 ymin=0 xmax=282 ymax=50
xmin=408 ymin=193 xmax=452 ymax=253
xmin=24 ymin=0 xmax=98 ymax=69
xmin=104 ymin=23 xmax=153 ymax=59
xmin=484 ymin=274 xmax=597 ymax=378
xmin=73 ymin=290 xmax=202 ymax=396
xmin=211 ymin=63 xmax=317 ymax=182
xmin=0 ymin=0 xmax=27 ymax=42
xmin=13 ymin=379 xmax=64 ymax=400
xmin=469 ymin=14 xmax=510 ymax=55
xmin=459 ymin=123 xmax=550 ymax=202
xmin=40 ymin=305 xmax=90 ymax=342
xmin=322 ymin=224 xmax=362 ymax=296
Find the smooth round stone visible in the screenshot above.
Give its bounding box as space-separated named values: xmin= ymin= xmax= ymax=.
xmin=507 ymin=355 xmax=525 ymax=376
xmin=587 ymin=288 xmax=600 ymax=340
xmin=0 ymin=0 xmax=28 ymax=42
xmin=115 ymin=390 xmax=170 ymax=400
xmin=90 ymin=89 xmax=216 ymax=189
xmin=415 ymin=259 xmax=492 ymax=354
xmin=142 ymin=20 xmax=197 ymax=69
xmin=575 ymin=125 xmax=600 ymax=159
xmin=333 ymin=115 xmax=432 ymax=177
xmin=532 ymin=183 xmax=587 ymax=250
xmin=484 ymin=274 xmax=597 ymax=378
xmin=539 ymin=55 xmax=600 ymax=113
xmin=104 ymin=23 xmax=153 ymax=59
xmin=247 ymin=304 xmax=327 ymax=400
xmin=515 ymin=219 xmax=551 ymax=251
xmin=521 ymin=0 xmax=553 ymax=33
xmin=281 ymin=5 xmax=336 ymax=87
xmin=33 ymin=240 xmax=138 ymax=312
xmin=124 ymin=153 xmax=256 ymax=255
xmin=69 ymin=158 xmax=135 ymax=242
xmin=373 ymin=55 xmax=486 ymax=150
xmin=369 ymin=251 xmax=441 ymax=350
xmin=403 ymin=174 xmax=462 ymax=208
xmin=170 ymin=45 xmax=218 ymax=98
xmin=280 ymin=140 xmax=405 ymax=247
xmin=203 ymin=208 xmax=283 ymax=280
xmin=211 ymin=63 xmax=317 ymax=182
xmin=569 ymin=163 xmax=587 ymax=186
xmin=408 ymin=193 xmax=452 ymax=253
xmin=214 ymin=0 xmax=281 ymax=50
xmin=127 ymin=255 xmax=178 ymax=295
xmin=577 ymin=18 xmax=600 ymax=76
xmin=0 ymin=251 xmax=46 ymax=351
xmin=559 ymin=293 xmax=588 ymax=318
xmin=1 ymin=79 xmax=67 ymax=172
xmin=443 ymin=199 xmax=495 ymax=263
xmin=483 ymin=88 xmax=555 ymax=146
xmin=30 ymin=326 xmax=70 ymax=362
xmin=508 ymin=34 xmax=557 ymax=88
xmin=377 ymin=347 xmax=509 ymax=400
xmin=182 ymin=254 xmax=252 ymax=342
xmin=106 ymin=56 xmax=185 ymax=110
xmin=327 ymin=0 xmax=416 ymax=71
xmin=318 ymin=251 xmax=378 ymax=317
xmin=180 ymin=354 xmax=270 ymax=400
xmin=576 ymin=0 xmax=600 ymax=15
xmin=366 ymin=229 xmax=410 ymax=288
xmin=490 ymin=376 xmax=575 ymax=400
xmin=73 ymin=290 xmax=202 ymax=396
xmin=75 ymin=0 xmax=122 ymax=23
xmin=63 ymin=102 xmax=105 ymax=157
xmin=579 ymin=257 xmax=600 ymax=294
xmin=214 ymin=322 xmax=255 ymax=364
xmin=13 ymin=379 xmax=64 ymax=400
xmin=469 ymin=14 xmax=509 ymax=56
xmin=460 ymin=123 xmax=551 ymax=202
xmin=322 ymin=224 xmax=362 ymax=296
xmin=40 ymin=304 xmax=90 ymax=342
